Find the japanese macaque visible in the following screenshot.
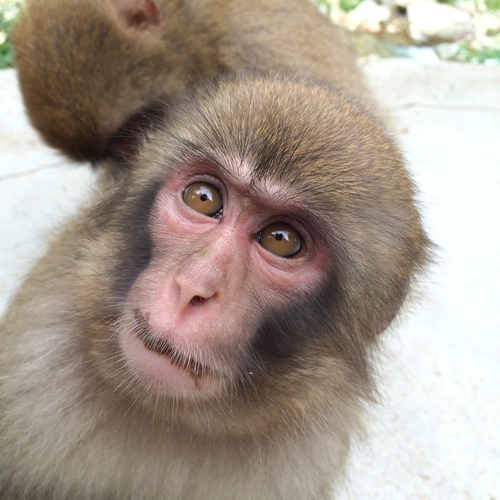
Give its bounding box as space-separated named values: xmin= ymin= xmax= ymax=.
xmin=0 ymin=0 xmax=430 ymax=499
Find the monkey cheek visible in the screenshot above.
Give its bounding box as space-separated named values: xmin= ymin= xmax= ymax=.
xmin=120 ymin=330 xmax=223 ymax=398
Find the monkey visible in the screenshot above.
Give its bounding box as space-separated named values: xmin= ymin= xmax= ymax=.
xmin=0 ymin=0 xmax=430 ymax=499
xmin=12 ymin=0 xmax=368 ymax=164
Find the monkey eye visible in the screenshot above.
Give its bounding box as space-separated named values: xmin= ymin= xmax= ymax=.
xmin=183 ymin=182 xmax=223 ymax=217
xmin=258 ymin=222 xmax=303 ymax=258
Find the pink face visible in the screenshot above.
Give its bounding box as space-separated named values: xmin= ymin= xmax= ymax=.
xmin=120 ymin=159 xmax=329 ymax=398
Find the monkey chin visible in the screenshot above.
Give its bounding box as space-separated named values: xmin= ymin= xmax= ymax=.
xmin=120 ymin=330 xmax=224 ymax=398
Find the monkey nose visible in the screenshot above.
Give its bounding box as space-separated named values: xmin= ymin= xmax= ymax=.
xmin=175 ymin=278 xmax=218 ymax=308
xmin=189 ymin=295 xmax=209 ymax=306
xmin=172 ymin=262 xmax=222 ymax=308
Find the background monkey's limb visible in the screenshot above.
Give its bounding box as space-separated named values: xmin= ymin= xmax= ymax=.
xmin=13 ymin=0 xmax=366 ymax=162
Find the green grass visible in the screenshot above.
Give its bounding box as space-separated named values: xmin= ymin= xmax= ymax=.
xmin=0 ymin=0 xmax=23 ymax=69
xmin=338 ymin=0 xmax=363 ymax=11
xmin=451 ymin=44 xmax=500 ymax=63
xmin=485 ymin=0 xmax=500 ymax=11
xmin=315 ymin=0 xmax=363 ymax=12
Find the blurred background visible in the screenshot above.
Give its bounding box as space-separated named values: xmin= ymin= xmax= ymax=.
xmin=0 ymin=1 xmax=499 ymax=498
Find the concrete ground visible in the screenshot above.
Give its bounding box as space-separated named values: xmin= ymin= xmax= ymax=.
xmin=1 ymin=59 xmax=499 ymax=498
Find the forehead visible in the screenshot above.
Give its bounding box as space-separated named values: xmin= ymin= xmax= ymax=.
xmin=152 ymin=123 xmax=347 ymax=234
xmin=180 ymin=146 xmax=314 ymax=213
xmin=222 ymin=154 xmax=302 ymax=203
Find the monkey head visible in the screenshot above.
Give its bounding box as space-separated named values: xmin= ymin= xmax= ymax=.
xmin=65 ymin=77 xmax=428 ymax=435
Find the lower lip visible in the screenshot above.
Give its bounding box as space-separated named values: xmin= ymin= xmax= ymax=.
xmin=120 ymin=331 xmax=221 ymax=397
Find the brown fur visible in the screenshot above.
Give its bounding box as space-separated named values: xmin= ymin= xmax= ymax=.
xmin=1 ymin=1 xmax=430 ymax=499
xmin=13 ymin=0 xmax=364 ymax=161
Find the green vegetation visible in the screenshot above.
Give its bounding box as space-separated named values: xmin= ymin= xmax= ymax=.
xmin=451 ymin=44 xmax=500 ymax=63
xmin=315 ymin=0 xmax=363 ymax=13
xmin=338 ymin=0 xmax=363 ymax=11
xmin=485 ymin=0 xmax=500 ymax=11
xmin=436 ymin=0 xmax=499 ymax=9
xmin=0 ymin=0 xmax=23 ymax=69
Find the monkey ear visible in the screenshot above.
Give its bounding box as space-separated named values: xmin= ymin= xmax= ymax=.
xmin=376 ymin=286 xmax=410 ymax=335
xmin=13 ymin=0 xmax=168 ymax=164
xmin=111 ymin=0 xmax=162 ymax=29
xmin=377 ymin=315 xmax=395 ymax=335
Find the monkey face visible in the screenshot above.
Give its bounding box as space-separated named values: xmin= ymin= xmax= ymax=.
xmin=118 ymin=154 xmax=330 ymax=397
xmin=76 ymin=78 xmax=426 ymax=430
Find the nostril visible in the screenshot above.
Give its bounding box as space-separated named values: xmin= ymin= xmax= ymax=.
xmin=189 ymin=295 xmax=207 ymax=306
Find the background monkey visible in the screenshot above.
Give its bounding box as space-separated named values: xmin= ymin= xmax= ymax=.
xmin=13 ymin=0 xmax=367 ymax=163
xmin=0 ymin=0 xmax=430 ymax=499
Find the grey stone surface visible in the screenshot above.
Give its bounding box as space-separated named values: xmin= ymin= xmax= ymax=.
xmin=1 ymin=59 xmax=499 ymax=498
xmin=339 ymin=58 xmax=500 ymax=499
xmin=407 ymin=2 xmax=473 ymax=44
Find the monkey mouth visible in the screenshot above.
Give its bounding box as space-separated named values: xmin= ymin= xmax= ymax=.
xmin=132 ymin=309 xmax=218 ymax=386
